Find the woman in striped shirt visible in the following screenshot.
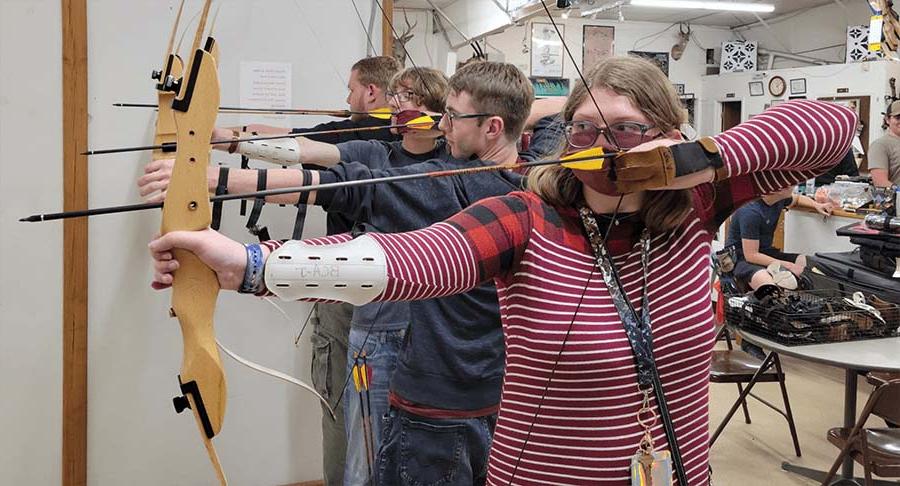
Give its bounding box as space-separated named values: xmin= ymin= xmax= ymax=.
xmin=150 ymin=57 xmax=856 ymax=485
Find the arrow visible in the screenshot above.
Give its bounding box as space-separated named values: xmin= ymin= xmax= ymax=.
xmin=20 ymin=149 xmax=615 ymax=222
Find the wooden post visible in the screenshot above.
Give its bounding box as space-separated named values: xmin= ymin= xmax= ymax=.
xmin=61 ymin=0 xmax=88 ymax=485
xmin=382 ymin=0 xmax=394 ymax=57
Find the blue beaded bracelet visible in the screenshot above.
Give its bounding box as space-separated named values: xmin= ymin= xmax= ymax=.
xmin=238 ymin=243 xmax=265 ymax=294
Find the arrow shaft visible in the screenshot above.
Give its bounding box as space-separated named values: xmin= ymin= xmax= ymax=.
xmin=83 ymin=120 xmax=433 ymax=156
xmin=20 ymin=154 xmax=614 ymax=222
xmin=114 ymin=102 xmax=379 ymax=117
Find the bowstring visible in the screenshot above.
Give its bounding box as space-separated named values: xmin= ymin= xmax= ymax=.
xmin=507 ymin=2 xmax=629 ymax=483
xmin=329 ymin=0 xmax=447 ymax=419
xmin=349 ymin=0 xmax=379 ymax=57
xmin=537 ymin=0 xmax=623 ymax=152
xmin=506 ymin=194 xmax=624 ymax=484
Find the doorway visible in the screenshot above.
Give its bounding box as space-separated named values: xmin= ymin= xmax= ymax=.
xmin=721 ymin=101 xmax=742 ymax=132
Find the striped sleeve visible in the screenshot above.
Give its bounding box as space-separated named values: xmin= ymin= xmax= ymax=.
xmin=262 ymin=194 xmax=533 ymax=303
xmin=261 ymin=226 xmax=482 ymax=302
xmin=369 ymin=194 xmax=533 ymax=302
xmin=696 ymin=99 xmax=857 ymax=228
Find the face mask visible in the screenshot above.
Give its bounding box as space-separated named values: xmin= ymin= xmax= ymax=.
xmin=573 ymin=168 xmax=621 ymax=196
xmin=562 ymin=147 xmax=621 ymax=196
xmin=394 ymin=110 xmax=441 ymax=135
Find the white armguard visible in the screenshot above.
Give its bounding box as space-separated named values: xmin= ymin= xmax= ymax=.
xmin=264 ymin=235 xmax=387 ymax=305
xmin=238 ymin=137 xmax=302 ymax=166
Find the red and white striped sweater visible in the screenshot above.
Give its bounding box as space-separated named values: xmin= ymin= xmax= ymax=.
xmin=265 ymin=100 xmax=856 ymax=485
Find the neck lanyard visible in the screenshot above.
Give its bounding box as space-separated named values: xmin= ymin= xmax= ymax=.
xmin=578 ymin=206 xmax=688 ymax=486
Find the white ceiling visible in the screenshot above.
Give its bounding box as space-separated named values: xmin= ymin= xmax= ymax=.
xmin=395 ymin=0 xmax=842 ymax=27
xmin=580 ymin=0 xmax=838 ymax=27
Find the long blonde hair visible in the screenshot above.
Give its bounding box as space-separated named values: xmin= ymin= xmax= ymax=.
xmin=528 ymin=56 xmax=692 ymax=233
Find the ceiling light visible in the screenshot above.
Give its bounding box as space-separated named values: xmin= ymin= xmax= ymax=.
xmin=630 ymin=0 xmax=775 ymax=12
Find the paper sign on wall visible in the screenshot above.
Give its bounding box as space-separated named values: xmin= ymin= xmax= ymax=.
xmin=869 ymin=15 xmax=884 ymax=52
xmin=239 ymin=61 xmax=292 ymax=121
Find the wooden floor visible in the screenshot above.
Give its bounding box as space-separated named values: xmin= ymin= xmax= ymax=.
xmin=708 ymin=344 xmax=900 ymax=485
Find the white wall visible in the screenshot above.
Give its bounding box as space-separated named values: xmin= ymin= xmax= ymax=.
xmin=2 ymin=1 xmax=376 ymax=485
xmin=393 ymin=8 xmax=453 ymax=71
xmin=699 ymin=60 xmax=900 ymax=146
xmin=483 ymin=18 xmax=733 ymax=89
xmin=0 ymin=1 xmax=64 ymax=485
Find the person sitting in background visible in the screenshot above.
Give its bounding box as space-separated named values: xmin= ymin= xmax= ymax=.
xmin=726 ymin=186 xmax=833 ymax=290
xmin=816 ymin=148 xmax=859 ymax=185
xmin=869 ymin=100 xmax=900 ymax=187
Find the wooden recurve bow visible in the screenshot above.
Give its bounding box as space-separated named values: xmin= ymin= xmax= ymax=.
xmin=159 ymin=0 xmax=228 ymax=484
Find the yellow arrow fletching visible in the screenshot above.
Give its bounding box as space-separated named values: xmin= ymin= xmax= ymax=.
xmin=560 ymin=146 xmax=607 ymax=170
xmin=352 ymin=364 xmax=362 ymax=392
xmin=405 ymin=115 xmax=437 ymax=130
xmin=369 ymin=107 xmax=394 ymax=120
xmin=361 ymin=364 xmax=370 ymax=389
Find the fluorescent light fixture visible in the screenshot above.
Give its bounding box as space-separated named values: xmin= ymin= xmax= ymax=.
xmin=630 ymin=0 xmax=775 ymax=12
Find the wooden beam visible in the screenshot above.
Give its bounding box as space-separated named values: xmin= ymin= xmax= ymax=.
xmin=61 ymin=0 xmax=88 ymax=485
xmin=382 ymin=0 xmax=394 ymax=57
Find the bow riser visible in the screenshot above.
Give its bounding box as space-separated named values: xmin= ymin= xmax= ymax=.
xmin=162 ymin=38 xmax=228 ymax=485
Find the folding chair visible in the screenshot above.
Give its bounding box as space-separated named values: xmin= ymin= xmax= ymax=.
xmin=708 ymin=325 xmax=802 ymax=457
xmin=822 ymin=375 xmax=900 ymax=486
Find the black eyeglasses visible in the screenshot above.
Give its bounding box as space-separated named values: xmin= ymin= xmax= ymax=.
xmin=442 ymin=110 xmax=493 ymax=129
xmin=564 ymin=120 xmax=662 ymax=150
xmin=386 ymin=89 xmax=420 ymax=103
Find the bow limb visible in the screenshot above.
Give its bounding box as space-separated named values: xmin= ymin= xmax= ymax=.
xmin=161 ymin=1 xmax=228 ymax=484
xmin=152 ymin=0 xmax=185 ymax=161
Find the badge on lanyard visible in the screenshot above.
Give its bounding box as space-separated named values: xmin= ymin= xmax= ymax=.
xmin=630 ymin=389 xmax=674 ymax=486
xmin=631 ymin=449 xmax=673 ymax=486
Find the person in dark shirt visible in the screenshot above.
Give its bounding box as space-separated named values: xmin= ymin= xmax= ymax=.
xmin=148 ymin=61 xmax=543 ymax=486
xmin=202 ymin=55 xmax=401 ymax=486
xmin=287 ymin=55 xmax=400 ymax=144
xmin=234 ymin=65 xmax=456 ymax=486
xmin=274 ymin=62 xmax=543 ymax=486
xmin=726 ymin=187 xmax=832 ymax=289
xmin=815 ymin=148 xmax=859 ymax=185
xmin=210 ymin=56 xmax=402 ymax=146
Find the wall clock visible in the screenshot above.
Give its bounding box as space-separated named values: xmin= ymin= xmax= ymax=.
xmin=768 ymin=76 xmax=786 ymax=97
